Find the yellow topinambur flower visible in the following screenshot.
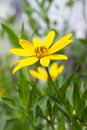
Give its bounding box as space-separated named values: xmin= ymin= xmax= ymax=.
xmin=9 ymin=31 xmax=73 ymax=74
xmin=29 ymin=63 xmax=64 ymax=81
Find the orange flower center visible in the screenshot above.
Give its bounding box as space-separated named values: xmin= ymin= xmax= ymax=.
xmin=35 ymin=46 xmax=48 ymax=58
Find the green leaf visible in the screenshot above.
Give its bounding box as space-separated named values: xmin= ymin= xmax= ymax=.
xmin=35 ymin=105 xmax=43 ymax=118
xmin=0 ymin=115 xmax=6 ymax=130
xmin=21 ymin=23 xmax=28 ymax=40
xmin=1 ymin=23 xmax=19 ymax=47
xmin=18 ymin=70 xmax=30 ymax=108
xmin=48 ymin=95 xmax=68 ymax=118
xmin=79 ymin=38 xmax=87 ymax=44
xmin=66 ymin=88 xmax=73 ymax=106
xmin=72 ymin=120 xmax=81 ymax=130
xmin=57 ymin=115 xmax=66 ymax=130
xmin=65 ymin=99 xmax=73 ymax=117
xmin=5 ymin=14 xmax=16 ymax=24
xmin=73 ymin=82 xmax=85 ymax=117
xmin=73 ymin=82 xmax=80 ymax=110
xmin=37 ymin=95 xmax=49 ymax=113
xmin=29 ymin=83 xmax=38 ymax=108
xmin=66 ymin=0 xmax=74 ymax=7
xmin=23 ymin=1 xmax=35 ymax=14
xmin=36 ymin=0 xmax=45 ymax=10
xmin=0 ymin=97 xmax=19 ymax=110
xmin=72 ymin=40 xmax=85 ymax=62
xmin=33 ymin=95 xmax=49 ymax=120
xmin=82 ymin=89 xmax=87 ymax=100
xmin=81 ymin=107 xmax=87 ymax=123
xmin=76 ymin=99 xmax=85 ymax=117
xmin=59 ymin=66 xmax=78 ymax=98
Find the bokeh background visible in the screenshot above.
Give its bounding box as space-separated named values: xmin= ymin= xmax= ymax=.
xmin=0 ymin=0 xmax=87 ymax=130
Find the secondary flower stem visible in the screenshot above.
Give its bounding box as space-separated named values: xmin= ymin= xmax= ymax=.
xmin=45 ymin=67 xmax=71 ymax=121
xmin=45 ymin=67 xmax=65 ymax=105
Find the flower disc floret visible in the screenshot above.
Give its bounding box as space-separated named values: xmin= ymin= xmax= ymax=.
xmin=35 ymin=46 xmax=48 ymax=58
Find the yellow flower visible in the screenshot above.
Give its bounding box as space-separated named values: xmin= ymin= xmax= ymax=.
xmin=29 ymin=63 xmax=64 ymax=81
xmin=9 ymin=31 xmax=73 ymax=74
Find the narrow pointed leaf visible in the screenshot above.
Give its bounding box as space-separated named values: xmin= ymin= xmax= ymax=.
xmin=18 ymin=70 xmax=30 ymax=108
xmin=73 ymin=82 xmax=80 ymax=110
xmin=0 ymin=97 xmax=19 ymax=110
xmin=81 ymin=107 xmax=87 ymax=123
xmin=59 ymin=66 xmax=78 ymax=98
xmin=0 ymin=115 xmax=6 ymax=130
xmin=1 ymin=23 xmax=19 ymax=47
xmin=72 ymin=120 xmax=82 ymax=130
xmin=76 ymin=99 xmax=85 ymax=117
xmin=57 ymin=115 xmax=66 ymax=130
xmin=21 ymin=23 xmax=28 ymax=40
xmin=82 ymin=89 xmax=87 ymax=100
xmin=48 ymin=95 xmax=68 ymax=118
xmin=33 ymin=95 xmax=49 ymax=120
xmin=72 ymin=81 xmax=85 ymax=116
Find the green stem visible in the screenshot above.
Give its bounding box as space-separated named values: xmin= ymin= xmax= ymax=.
xmin=45 ymin=67 xmax=65 ymax=105
xmin=51 ymin=124 xmax=55 ymax=130
xmin=20 ymin=109 xmax=37 ymax=130
xmin=24 ymin=67 xmax=30 ymax=81
xmin=45 ymin=67 xmax=71 ymax=122
xmin=51 ymin=107 xmax=55 ymax=130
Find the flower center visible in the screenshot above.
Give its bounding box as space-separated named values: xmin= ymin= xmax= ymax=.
xmin=35 ymin=46 xmax=48 ymax=58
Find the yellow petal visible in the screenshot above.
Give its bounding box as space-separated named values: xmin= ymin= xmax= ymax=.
xmin=9 ymin=48 xmax=34 ymax=56
xmin=29 ymin=70 xmax=40 ymax=79
xmin=49 ymin=33 xmax=73 ymax=54
xmin=49 ymin=63 xmax=64 ymax=81
xmin=57 ymin=65 xmax=64 ymax=74
xmin=12 ymin=57 xmax=39 ymax=74
xmin=19 ymin=39 xmax=35 ymax=51
xmin=49 ymin=62 xmax=58 ymax=75
xmin=33 ymin=37 xmax=42 ymax=47
xmin=37 ymin=67 xmax=48 ymax=78
xmin=29 ymin=68 xmax=48 ymax=81
xmin=10 ymin=60 xmax=19 ymax=67
xmin=40 ymin=57 xmax=50 ymax=67
xmin=49 ymin=54 xmax=68 ymax=60
xmin=49 ymin=63 xmax=58 ymax=80
xmin=44 ymin=31 xmax=55 ymax=48
xmin=37 ymin=67 xmax=48 ymax=80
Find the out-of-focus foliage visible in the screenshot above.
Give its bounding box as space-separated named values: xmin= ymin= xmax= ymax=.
xmin=0 ymin=0 xmax=87 ymax=130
